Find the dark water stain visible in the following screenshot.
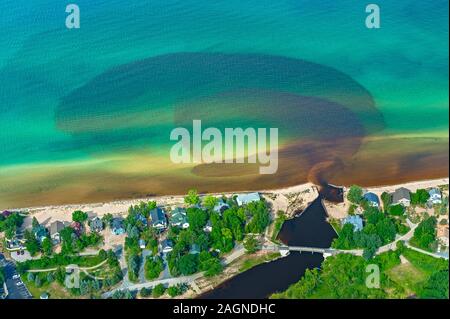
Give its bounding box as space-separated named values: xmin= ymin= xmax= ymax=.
xmin=200 ymin=196 xmax=337 ymax=299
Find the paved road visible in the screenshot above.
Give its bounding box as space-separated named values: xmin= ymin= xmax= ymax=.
xmin=0 ymin=253 xmax=32 ymax=299
xmin=405 ymin=243 xmax=449 ymax=260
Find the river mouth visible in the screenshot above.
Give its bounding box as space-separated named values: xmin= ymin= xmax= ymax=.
xmin=200 ymin=193 xmax=338 ymax=299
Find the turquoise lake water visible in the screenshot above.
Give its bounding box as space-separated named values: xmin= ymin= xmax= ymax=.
xmin=0 ymin=0 xmax=448 ymax=208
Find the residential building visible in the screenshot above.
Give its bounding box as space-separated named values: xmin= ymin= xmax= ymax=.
xmin=392 ymin=187 xmax=411 ymax=207
xmin=236 ymin=192 xmax=261 ymax=206
xmin=70 ymin=222 xmax=83 ymax=237
xmin=89 ymin=217 xmax=104 ymax=233
xmin=170 ymin=207 xmax=189 ymax=229
xmin=363 ymin=192 xmax=380 ymax=208
xmin=112 ymin=219 xmax=125 ymax=235
xmin=150 ymin=207 xmax=168 ymax=230
xmin=342 ymin=215 xmax=363 ymax=232
xmin=213 ymin=200 xmax=230 ymax=214
xmin=160 ymin=239 xmax=173 ymax=253
xmin=428 ymin=188 xmax=442 ymax=205
xmin=49 ymin=221 xmax=65 ymax=244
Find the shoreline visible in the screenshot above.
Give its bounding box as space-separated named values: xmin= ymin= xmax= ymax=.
xmin=7 ymin=176 xmax=449 ymax=213
xmin=6 ymin=177 xmax=448 ymax=227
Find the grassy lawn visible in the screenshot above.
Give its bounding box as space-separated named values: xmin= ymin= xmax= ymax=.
xmin=23 ymin=278 xmax=75 ymax=299
xmin=239 ymin=252 xmax=281 ymax=272
xmin=20 ymin=254 xmax=106 ymax=271
xmin=402 ymin=248 xmax=448 ymax=275
xmin=271 ymin=216 xmax=286 ymax=242
xmin=386 ymin=262 xmax=426 ymax=296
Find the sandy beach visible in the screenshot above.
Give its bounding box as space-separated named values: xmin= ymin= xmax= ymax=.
xmin=12 ymin=177 xmax=449 ymax=230
xmin=324 ymin=177 xmax=449 ymax=220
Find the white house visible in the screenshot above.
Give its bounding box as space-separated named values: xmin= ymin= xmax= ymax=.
xmin=169 ymin=207 xmax=189 ymax=229
xmin=150 ymin=207 xmax=168 ymax=230
xmin=428 ymin=188 xmax=442 ymax=205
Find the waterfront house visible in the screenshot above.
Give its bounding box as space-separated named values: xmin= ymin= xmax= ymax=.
xmin=342 ymin=215 xmax=363 ymax=232
xmin=363 ymin=192 xmax=380 ymax=208
xmin=428 ymin=188 xmax=442 ymax=205
xmin=160 ymin=239 xmax=173 ymax=254
xmin=203 ymin=220 xmax=213 ymax=233
xmin=49 ymin=221 xmax=65 ymax=244
xmin=392 ymin=187 xmax=411 ymax=207
xmin=112 ymin=218 xmax=125 ymax=235
xmin=170 ymin=207 xmax=189 ymax=229
xmin=236 ymin=192 xmax=261 ymax=206
xmin=150 ymin=207 xmax=168 ymax=230
xmin=89 ymin=217 xmax=104 ymax=233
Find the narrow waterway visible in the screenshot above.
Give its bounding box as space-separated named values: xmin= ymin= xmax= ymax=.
xmin=200 ymin=188 xmax=339 ymax=299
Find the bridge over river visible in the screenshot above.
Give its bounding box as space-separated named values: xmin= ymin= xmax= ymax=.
xmin=261 ymin=244 xmax=363 ymax=257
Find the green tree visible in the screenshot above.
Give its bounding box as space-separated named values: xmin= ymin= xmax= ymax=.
xmin=418 ymin=270 xmax=449 ymax=299
xmin=152 ymin=284 xmax=166 ymax=298
xmin=167 ymin=285 xmax=182 ymax=297
xmin=178 ymin=254 xmax=199 ymax=275
xmin=24 ymin=230 xmax=40 ymax=257
xmin=144 ymin=256 xmax=164 ymax=280
xmin=184 ymin=189 xmax=200 ymax=206
xmin=347 ymin=185 xmax=363 ymax=204
xmin=41 ymin=237 xmax=53 ymax=256
xmin=411 ymin=189 xmax=430 ymax=206
xmin=410 ymin=216 xmax=437 ymax=251
xmin=140 ymin=287 xmax=152 ymax=297
xmin=32 ymin=217 xmax=40 ymax=229
xmin=388 ymin=204 xmax=404 ymax=216
xmin=380 ymin=192 xmax=392 ymax=211
xmin=72 ymin=210 xmax=88 ymax=223
xmin=243 ymin=236 xmax=259 ymax=253
xmin=202 ymin=195 xmax=219 ymax=210
xmin=186 ymin=207 xmax=208 ymax=232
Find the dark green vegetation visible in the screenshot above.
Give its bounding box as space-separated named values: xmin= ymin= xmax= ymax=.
xmin=410 ymin=216 xmax=437 ymax=252
xmin=152 ymin=283 xmax=166 ymax=298
xmin=123 ymin=201 xmax=157 ymax=282
xmin=272 ymin=247 xmax=448 ymax=299
xmin=72 ymin=210 xmax=88 ymax=223
xmin=347 ymin=185 xmax=363 ymax=204
xmin=144 ymin=256 xmax=164 ymax=280
xmin=332 ymin=206 xmax=396 ymax=259
xmin=166 ymin=191 xmax=269 ymax=277
xmin=0 ymin=211 xmax=24 ymax=239
xmin=410 ymin=189 xmax=430 ymax=206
